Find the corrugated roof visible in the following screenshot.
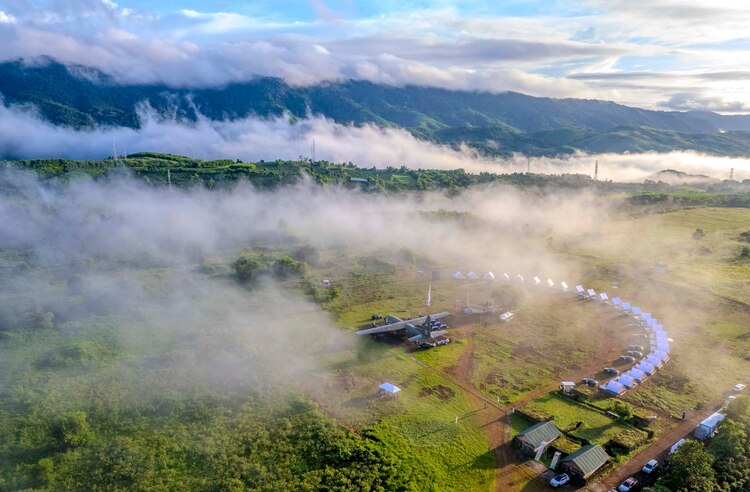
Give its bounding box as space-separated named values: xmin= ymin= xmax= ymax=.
xmin=562 ymin=444 xmax=609 ymax=475
xmin=516 ymin=421 xmax=561 ymax=449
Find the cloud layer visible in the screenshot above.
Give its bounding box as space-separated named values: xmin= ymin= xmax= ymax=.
xmin=0 ymin=102 xmax=747 ymax=181
xmin=0 ymin=1 xmax=749 ymax=110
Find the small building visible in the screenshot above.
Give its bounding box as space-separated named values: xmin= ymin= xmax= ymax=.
xmin=559 ymin=444 xmax=610 ymax=481
xmin=377 ymin=382 xmax=401 ymax=399
xmin=695 ymin=412 xmax=725 ymax=440
xmin=513 ymin=421 xmax=561 ymax=457
xmin=560 ymin=381 xmax=576 ymax=394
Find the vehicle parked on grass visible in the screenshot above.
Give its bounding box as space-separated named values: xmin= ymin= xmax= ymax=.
xmin=549 ymin=473 xmax=570 ymax=488
xmin=581 ymin=378 xmax=598 ymax=387
xmin=619 ymin=355 xmax=635 ymax=363
xmin=642 ymin=459 xmax=658 ymax=474
xmin=628 ymin=344 xmax=644 ymax=352
xmin=625 ymin=350 xmax=643 ymax=358
xmin=604 ymin=367 xmax=620 ymax=375
xmin=618 ymin=477 xmax=638 ymax=492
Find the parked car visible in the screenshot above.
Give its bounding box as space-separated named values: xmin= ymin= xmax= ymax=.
xmin=642 ymin=459 xmax=659 ymax=474
xmin=618 ymin=477 xmax=639 ymax=492
xmin=581 ymin=378 xmax=598 ymax=387
xmin=549 ymin=473 xmax=570 ymax=488
xmin=628 ymin=344 xmax=644 ymax=352
xmin=619 ymin=355 xmax=635 ymax=363
xmin=626 ymin=350 xmax=643 ymax=358
xmin=371 ymin=314 xmax=382 ymax=320
xmin=604 ymin=367 xmax=620 ymax=376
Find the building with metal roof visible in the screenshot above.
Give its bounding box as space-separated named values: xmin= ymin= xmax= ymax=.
xmin=559 ymin=444 xmax=610 ymax=480
xmin=513 ymin=421 xmax=561 ymax=456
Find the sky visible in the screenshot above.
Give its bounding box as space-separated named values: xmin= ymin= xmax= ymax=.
xmin=0 ymin=0 xmax=750 ymax=112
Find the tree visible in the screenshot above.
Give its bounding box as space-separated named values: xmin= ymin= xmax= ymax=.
xmin=709 ymin=419 xmax=747 ymax=460
xmin=693 ymin=228 xmax=705 ymax=240
xmin=658 ymin=440 xmax=719 ymax=492
xmin=272 ymin=256 xmax=307 ymax=280
xmin=53 ymin=411 xmax=93 ymax=448
xmin=234 ymin=256 xmax=261 ymax=284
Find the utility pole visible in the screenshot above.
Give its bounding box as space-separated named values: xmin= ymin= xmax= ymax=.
xmin=594 ymin=160 xmax=599 ymax=181
xmin=527 ymin=157 xmax=531 ymax=173
xmin=311 ymin=138 xmax=317 ymax=161
xmin=730 ymin=168 xmax=734 ymax=181
xmin=167 ymin=168 xmax=172 ymax=188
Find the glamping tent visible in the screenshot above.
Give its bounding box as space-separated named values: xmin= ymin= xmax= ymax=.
xmin=637 ymin=361 xmax=656 ymax=375
xmin=618 ymin=374 xmax=636 ymax=388
xmin=628 ymin=367 xmax=647 ymax=382
xmin=602 ymin=380 xmax=625 ymax=395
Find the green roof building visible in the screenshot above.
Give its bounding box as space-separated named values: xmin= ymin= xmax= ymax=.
xmin=560 ymin=444 xmax=610 ymax=480
xmin=513 ymin=420 xmax=561 ymax=456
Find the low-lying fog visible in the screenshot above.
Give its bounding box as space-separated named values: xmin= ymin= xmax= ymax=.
xmin=0 ymin=103 xmax=747 ymax=182
xmin=0 ymin=167 xmax=609 ymax=393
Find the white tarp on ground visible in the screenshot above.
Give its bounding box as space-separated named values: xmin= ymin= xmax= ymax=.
xmin=602 ymin=380 xmax=626 ymax=395
xmin=379 ymin=382 xmax=401 ymax=394
xmin=618 ymin=374 xmax=636 ymax=388
xmin=484 ymin=271 xmax=496 ymax=280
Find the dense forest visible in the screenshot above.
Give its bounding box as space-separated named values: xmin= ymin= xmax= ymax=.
xmin=5 ymin=153 xmax=750 ymax=209
xmin=7 ymin=59 xmax=750 ymax=157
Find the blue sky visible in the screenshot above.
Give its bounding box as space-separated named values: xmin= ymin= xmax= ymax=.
xmin=1 ymin=0 xmax=750 ymax=112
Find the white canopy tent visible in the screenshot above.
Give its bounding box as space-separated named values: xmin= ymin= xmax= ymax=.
xmin=484 ymin=271 xmax=496 ymax=280
xmin=467 ymin=270 xmax=479 ymax=279
xmin=453 ymin=271 xmax=465 ymax=279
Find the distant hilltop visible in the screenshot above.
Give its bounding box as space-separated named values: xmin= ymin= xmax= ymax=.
xmin=4 ymin=58 xmax=750 ymax=157
xmin=646 ymin=169 xmax=719 ymax=185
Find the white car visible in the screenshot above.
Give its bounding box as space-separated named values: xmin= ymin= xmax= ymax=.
xmin=642 ymin=459 xmax=658 ymax=474
xmin=549 ymin=473 xmax=570 ymax=488
xmin=618 ymin=477 xmax=638 ymax=492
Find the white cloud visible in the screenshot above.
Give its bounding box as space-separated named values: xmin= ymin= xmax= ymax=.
xmin=0 ymin=1 xmax=748 ymax=111
xmin=0 ymin=102 xmax=747 ymax=182
xmin=0 ymin=11 xmax=16 ymax=24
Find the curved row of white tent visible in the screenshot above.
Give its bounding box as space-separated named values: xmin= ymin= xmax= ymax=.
xmin=488 ymin=272 xmax=672 ymax=397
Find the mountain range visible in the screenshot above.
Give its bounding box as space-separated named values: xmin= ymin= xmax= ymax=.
xmin=3 ymin=58 xmax=750 ymax=157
